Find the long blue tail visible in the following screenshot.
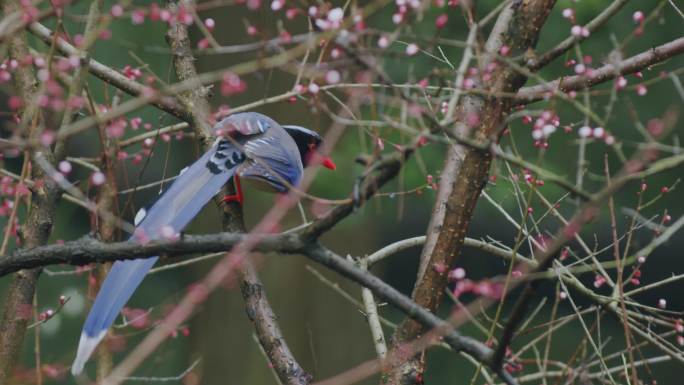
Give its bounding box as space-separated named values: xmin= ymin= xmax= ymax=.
xmin=72 ymin=141 xmax=239 ymax=374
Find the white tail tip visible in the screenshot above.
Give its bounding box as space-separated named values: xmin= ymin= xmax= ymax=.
xmin=71 ymin=330 xmax=106 ymax=375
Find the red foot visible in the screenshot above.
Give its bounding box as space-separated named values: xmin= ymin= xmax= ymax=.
xmin=222 ymin=194 xmax=242 ymax=204
xmin=222 ymin=175 xmax=243 ymax=204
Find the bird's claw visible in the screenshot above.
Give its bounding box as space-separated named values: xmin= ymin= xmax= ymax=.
xmin=222 ymin=194 xmax=243 ymax=205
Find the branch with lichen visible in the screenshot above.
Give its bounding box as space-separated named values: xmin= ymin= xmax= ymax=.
xmin=388 ymin=1 xmax=557 ymax=383
xmin=0 ymin=0 xmax=60 ymax=381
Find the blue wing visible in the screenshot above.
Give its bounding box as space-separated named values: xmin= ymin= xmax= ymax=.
xmin=240 ymin=126 xmax=304 ymax=191
xmin=72 ymin=140 xmax=242 ymax=375
xmin=214 ymin=111 xmax=304 ymax=192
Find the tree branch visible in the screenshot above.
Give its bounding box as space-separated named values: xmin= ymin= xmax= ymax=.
xmin=0 ymin=232 xmax=304 ymax=277
xmin=28 ymin=22 xmax=192 ymax=122
xmin=526 ymin=0 xmax=630 ymax=71
xmin=301 ymin=244 xmax=518 ymax=385
xmin=517 ymin=36 xmax=684 ymax=103
xmin=0 ymin=0 xmax=60 ymax=380
xmin=389 ymin=1 xmax=557 ymax=382
xmin=165 ymin=2 xmax=310 ymax=383
xmin=491 ymin=149 xmax=684 ymax=370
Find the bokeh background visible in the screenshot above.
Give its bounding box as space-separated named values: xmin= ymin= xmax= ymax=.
xmin=1 ymin=0 xmax=683 ymax=384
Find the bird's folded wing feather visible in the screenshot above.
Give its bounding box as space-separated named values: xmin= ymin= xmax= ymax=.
xmin=241 ymin=129 xmax=304 ymax=190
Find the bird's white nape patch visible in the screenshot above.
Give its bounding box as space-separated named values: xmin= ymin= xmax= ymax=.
xmin=282 ymin=125 xmax=317 ymax=136
xmin=71 ymin=330 xmax=107 ymax=375
xmin=134 ymin=208 xmax=147 ymax=226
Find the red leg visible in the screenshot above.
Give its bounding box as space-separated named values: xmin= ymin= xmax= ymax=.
xmin=222 ymin=175 xmax=244 ymax=204
xmin=235 ymin=174 xmax=243 ymax=203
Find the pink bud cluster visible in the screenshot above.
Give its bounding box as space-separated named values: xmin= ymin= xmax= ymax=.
xmin=452 ymin=279 xmax=504 ymax=300
xmin=125 ymin=3 xmax=195 ymax=27
xmin=312 ymin=7 xmax=345 ymax=30
xmin=503 ymin=347 xmax=523 ymax=374
xmin=426 ymin=174 xmax=438 ymax=190
xmin=123 ymin=65 xmax=142 ymax=80
xmin=0 ymin=176 xmax=30 ymax=198
xmin=19 ymin=0 xmax=41 ymax=23
xmin=633 ymin=10 xmax=645 ymax=36
xmin=521 ymin=169 xmax=545 ymax=187
xmin=170 ymin=325 xmax=191 ymax=338
xmin=294 ymin=82 xmax=320 ymax=97
xmin=562 ymin=7 xmax=590 ymax=38
xmin=221 ymin=72 xmax=247 ymax=96
xmin=4 ymin=54 xmax=90 ymax=116
xmin=448 ymin=268 xmax=504 ymax=300
xmin=391 ymin=0 xmax=429 ymax=26
xmin=576 ymin=125 xmax=616 ymax=145
xmin=532 ymin=110 xmax=560 ymax=148
xmin=38 ymin=308 xmax=55 ymax=321
xmin=593 ymin=274 xmax=606 ymax=289
xmin=614 ymin=71 xmax=649 ymax=97
xmin=570 ymin=25 xmax=590 ymax=38
xmin=0 ymin=59 xmax=18 ymax=84
xmin=565 ymin=55 xmax=595 ymax=76
xmin=561 ymin=8 xmax=575 ymax=23
xmin=674 ymin=319 xmax=684 ymax=346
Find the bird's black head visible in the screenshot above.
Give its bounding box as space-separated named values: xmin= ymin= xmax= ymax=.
xmin=282 ymin=125 xmax=336 ymax=169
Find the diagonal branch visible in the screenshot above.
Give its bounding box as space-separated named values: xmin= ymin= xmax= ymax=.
xmin=517 ymin=36 xmax=684 ymax=103
xmin=28 ymin=22 xmax=192 ymax=122
xmin=302 ymin=244 xmax=518 ymax=385
xmin=526 ymin=0 xmax=630 ymax=71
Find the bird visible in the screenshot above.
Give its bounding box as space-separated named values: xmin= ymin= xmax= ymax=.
xmin=71 ymin=112 xmax=336 ymax=375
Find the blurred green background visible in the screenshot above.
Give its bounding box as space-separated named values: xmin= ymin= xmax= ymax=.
xmin=1 ymin=0 xmax=683 ymax=384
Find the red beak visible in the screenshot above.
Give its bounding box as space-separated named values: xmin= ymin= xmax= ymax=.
xmin=322 ymin=157 xmax=336 ymax=170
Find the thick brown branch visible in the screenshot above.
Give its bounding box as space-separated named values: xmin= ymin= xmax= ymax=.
xmin=239 ymin=264 xmax=313 ymax=385
xmin=0 ymin=0 xmax=60 ymax=381
xmin=389 ymin=1 xmax=557 ymax=382
xmin=164 ymin=1 xmax=213 ymax=139
xmin=0 ymin=232 xmax=304 ymax=277
xmin=0 ymin=229 xmax=514 ymax=383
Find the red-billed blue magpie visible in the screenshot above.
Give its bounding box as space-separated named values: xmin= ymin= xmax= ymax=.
xmin=71 ymin=112 xmax=335 ymax=375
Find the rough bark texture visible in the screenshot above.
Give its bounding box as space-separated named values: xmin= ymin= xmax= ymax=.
xmin=0 ymin=0 xmax=59 ymax=380
xmin=238 ymin=263 xmax=312 ymax=385
xmin=165 ymin=1 xmax=213 ymax=140
xmin=165 ymin=2 xmax=309 ymax=383
xmin=388 ymin=1 xmax=557 ymax=383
